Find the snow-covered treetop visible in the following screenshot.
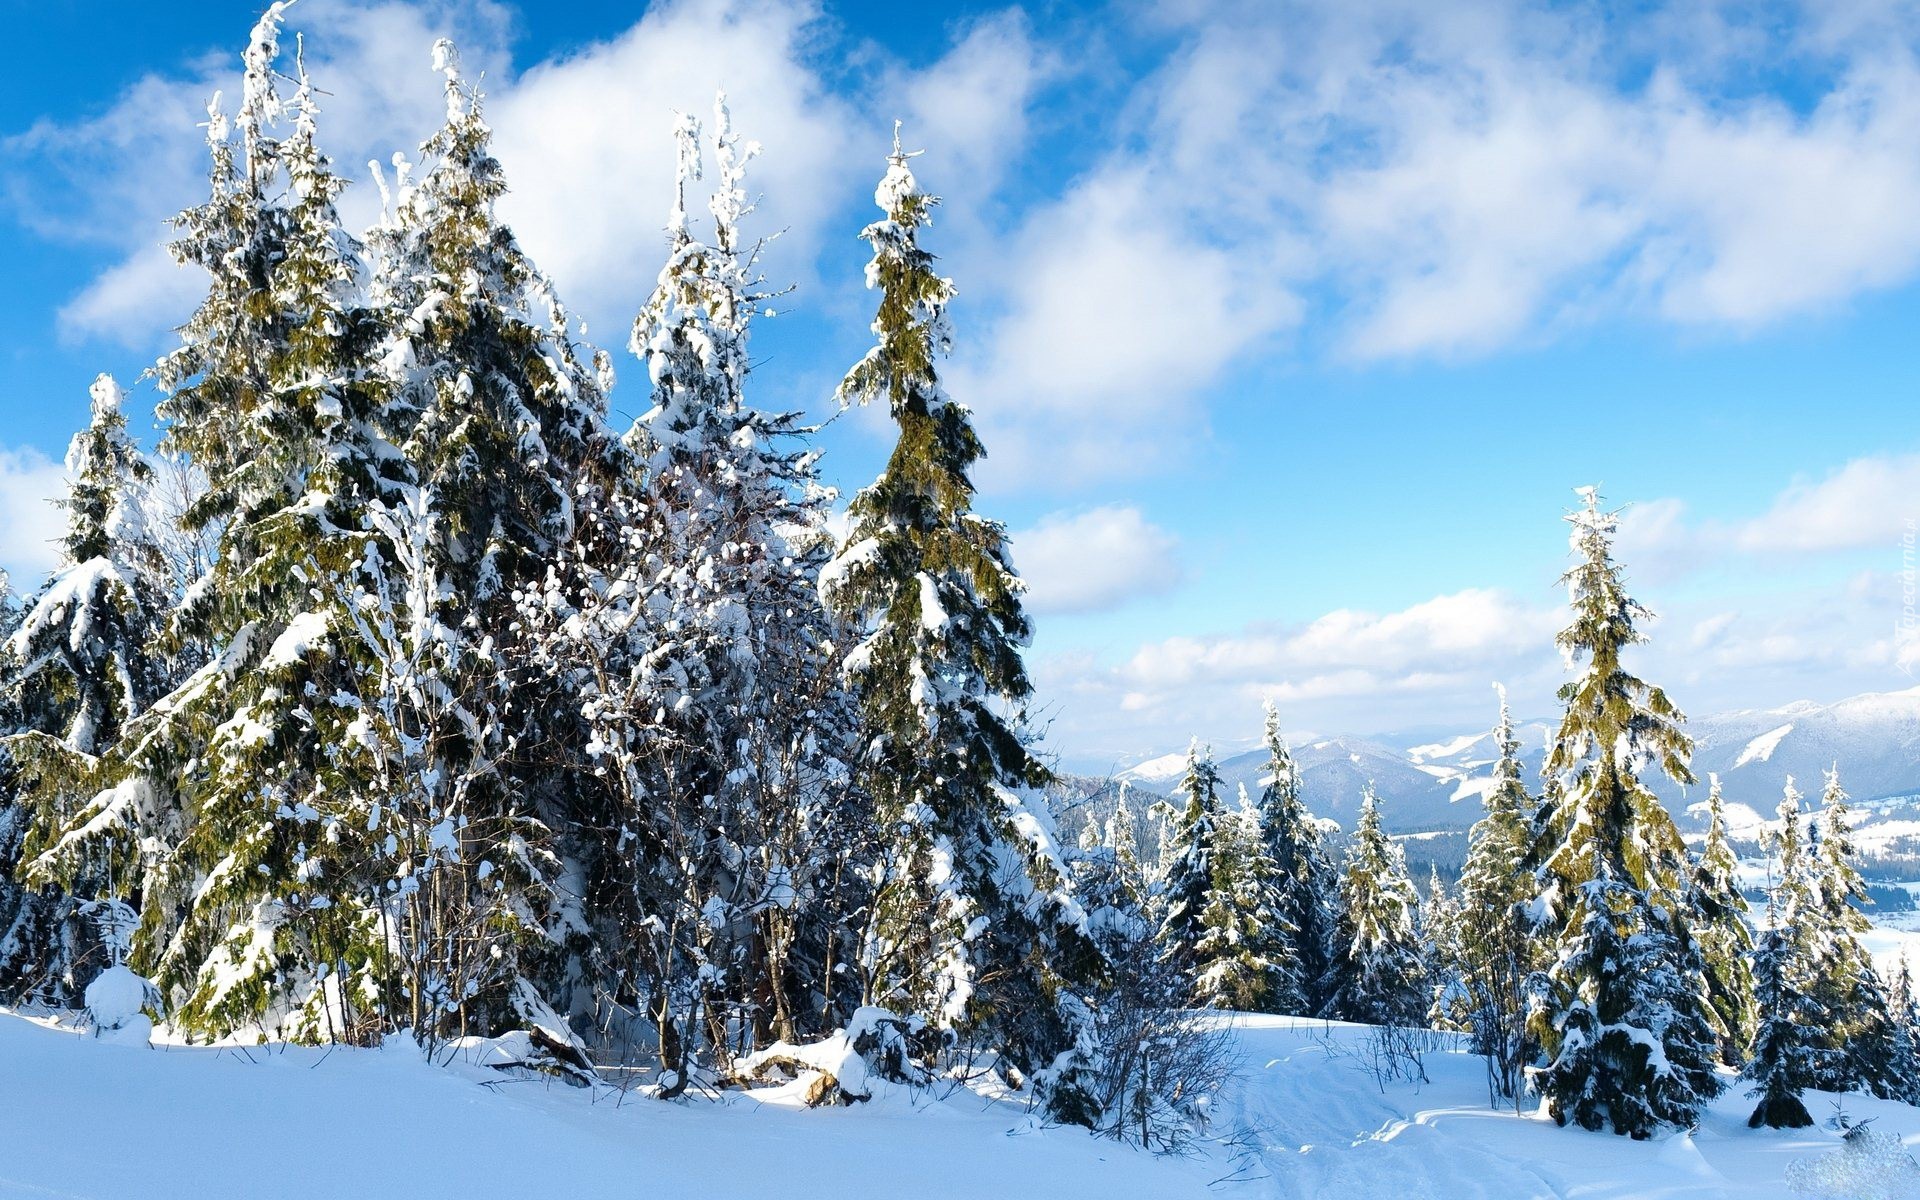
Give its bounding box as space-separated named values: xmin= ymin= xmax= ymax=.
xmin=432 ymin=38 xmax=470 ymax=121
xmin=1534 ymin=485 xmax=1694 ymax=910
xmin=667 ymin=110 xmax=701 ymax=238
xmin=875 ymin=121 xmax=925 ymax=216
xmin=833 ymin=122 xmax=955 ymax=418
xmin=631 ymin=95 xmax=775 ymax=458
xmin=238 ymin=3 xmax=291 ymax=192
xmin=58 ymin=374 xmax=153 ymax=568
xmin=709 ymin=93 xmax=760 ymax=255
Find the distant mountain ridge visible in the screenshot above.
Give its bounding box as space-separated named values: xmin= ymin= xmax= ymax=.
xmin=1117 ymin=687 xmax=1920 ymax=836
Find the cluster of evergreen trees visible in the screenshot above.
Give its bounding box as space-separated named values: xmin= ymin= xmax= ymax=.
xmin=0 ymin=9 xmax=1117 ymax=1125
xmin=1109 ymin=489 xmax=1915 ymax=1139
xmin=0 ymin=7 xmax=1909 ymax=1150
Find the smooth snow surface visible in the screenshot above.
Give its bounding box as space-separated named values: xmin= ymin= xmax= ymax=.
xmin=3 ymin=1011 xmax=1917 ymax=1198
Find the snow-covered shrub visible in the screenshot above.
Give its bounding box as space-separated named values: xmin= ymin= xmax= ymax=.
xmin=733 ymin=1007 xmax=936 ymax=1105
xmin=1786 ymin=1122 xmax=1920 ymax=1200
xmin=1079 ymin=916 xmax=1238 ymax=1154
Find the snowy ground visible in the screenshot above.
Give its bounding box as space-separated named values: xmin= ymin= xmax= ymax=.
xmin=5 ymin=1009 xmax=1918 ymax=1199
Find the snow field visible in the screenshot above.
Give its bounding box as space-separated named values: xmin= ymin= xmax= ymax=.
xmin=5 ymin=1010 xmax=1915 ymax=1199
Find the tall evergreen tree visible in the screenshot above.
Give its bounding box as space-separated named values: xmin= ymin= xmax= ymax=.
xmin=347 ymin=38 xmax=623 ymax=1045
xmin=1745 ymin=901 xmax=1819 ymax=1129
xmin=1104 ymin=794 xmax=1144 ymax=906
xmin=820 ymin=128 xmax=1099 ymax=1123
xmin=1254 ymin=703 xmax=1340 ymax=1015
xmin=11 ymin=13 xmax=392 ymax=1042
xmin=1155 ymin=742 xmax=1222 ymax=982
xmin=1887 ymin=955 xmax=1920 ymax=1105
xmin=4 ymin=376 xmax=174 ymax=1003
xmin=1444 ymin=685 xmax=1539 ymax=1102
xmin=1526 ymin=488 xmax=1720 ymax=1138
xmin=0 ymin=571 xmax=73 ymax=1005
xmin=1691 ymin=774 xmax=1755 ymax=1064
xmin=1743 ymin=782 xmax=1825 ymax=1128
xmin=1193 ymin=785 xmax=1299 ymax=1012
xmin=129 ymin=17 xmax=407 ymax=1043
xmin=1330 ymin=787 xmax=1426 ymax=1026
xmin=1805 ymin=766 xmax=1899 ymax=1097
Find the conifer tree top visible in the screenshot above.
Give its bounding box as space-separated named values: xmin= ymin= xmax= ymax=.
xmin=1539 ymin=486 xmax=1694 ymax=892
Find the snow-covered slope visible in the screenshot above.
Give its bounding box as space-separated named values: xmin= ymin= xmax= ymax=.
xmin=0 ymin=1013 xmax=1208 ymax=1200
xmin=3 ymin=1009 xmax=1912 ymax=1199
xmin=1120 ymin=688 xmax=1920 ymax=834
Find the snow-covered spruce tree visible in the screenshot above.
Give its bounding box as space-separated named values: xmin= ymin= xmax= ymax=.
xmin=1329 ymin=786 xmax=1427 ymax=1026
xmin=1745 ymin=897 xmax=1818 ymax=1129
xmin=1421 ymin=864 xmax=1461 ymax=1015
xmin=1691 ymin=774 xmax=1755 ymax=1064
xmin=350 ymin=39 xmax=623 ymax=1045
xmin=1443 ymin=685 xmax=1539 ymax=1103
xmin=1104 ymin=790 xmax=1146 ymax=906
xmin=1155 ymin=741 xmax=1222 ymax=985
xmin=1254 ymin=703 xmax=1341 ymax=1015
xmin=1423 ymin=864 xmax=1467 ymax=1031
xmin=1805 ymin=767 xmax=1899 ymax=1098
xmin=1887 ymin=955 xmax=1920 ymax=1105
xmin=0 ymin=572 xmax=71 ymax=1004
xmin=16 ymin=12 xmax=380 ymax=1039
xmin=1193 ymin=785 xmax=1299 ymax=1012
xmin=821 ymin=129 xmax=1100 ymax=1123
xmin=3 ymin=376 xmax=174 ymax=1002
xmin=121 ymin=20 xmax=411 ymax=1043
xmin=1526 ymin=488 xmax=1721 ymax=1138
xmin=1743 ymin=785 xmax=1827 ymax=1129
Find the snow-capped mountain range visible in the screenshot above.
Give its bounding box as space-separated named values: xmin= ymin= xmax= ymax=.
xmin=1119 ymin=687 xmax=1920 ymax=837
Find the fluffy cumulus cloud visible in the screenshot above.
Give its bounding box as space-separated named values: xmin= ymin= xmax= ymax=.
xmin=0 ymin=446 xmax=67 ymax=583
xmin=1030 ymin=588 xmax=1567 ymax=763
xmin=948 ymin=0 xmax=1920 ymax=482
xmin=13 ymin=0 xmax=1920 ymax=483
xmin=1736 ymin=454 xmax=1920 ymax=555
xmin=1120 ymin=588 xmax=1559 ymax=695
xmin=484 ymin=0 xmax=861 ymax=335
xmin=1038 ymin=568 xmax=1914 ymax=767
xmin=5 ymin=0 xmax=516 ymax=345
xmin=4 ymin=0 xmax=1045 ymax=365
xmin=1013 ymin=504 xmax=1180 ymax=615
xmin=1614 ymin=453 xmax=1920 ymax=581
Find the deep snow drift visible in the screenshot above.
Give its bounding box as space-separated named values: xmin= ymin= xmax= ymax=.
xmin=4 ymin=1010 xmax=1917 ymax=1199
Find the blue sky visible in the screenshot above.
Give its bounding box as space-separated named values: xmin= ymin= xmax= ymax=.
xmin=3 ymin=0 xmax=1918 ymax=772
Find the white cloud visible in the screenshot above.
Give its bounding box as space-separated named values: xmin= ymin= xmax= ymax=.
xmin=12 ymin=0 xmax=514 ymax=347
xmin=924 ymin=1 xmax=1920 ymax=482
xmin=1013 ymin=504 xmax=1179 ymax=614
xmin=1605 ymin=453 xmax=1920 ymax=588
xmin=1031 ymin=586 xmax=1568 ymax=762
xmin=9 ymin=0 xmax=1050 ymax=372
xmin=19 ymin=0 xmax=1920 ymax=488
xmin=1735 ymin=453 xmax=1920 ymax=554
xmin=1121 ymin=588 xmax=1559 ymax=690
xmin=58 ymin=245 xmax=208 ymax=349
xmin=883 ymin=11 xmax=1053 ymax=237
xmin=1038 ymin=568 xmax=1912 ymax=766
xmin=957 ymin=166 xmax=1302 ymax=487
xmin=485 ymin=0 xmax=861 ymax=336
xmin=0 ymin=446 xmax=67 ymax=583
